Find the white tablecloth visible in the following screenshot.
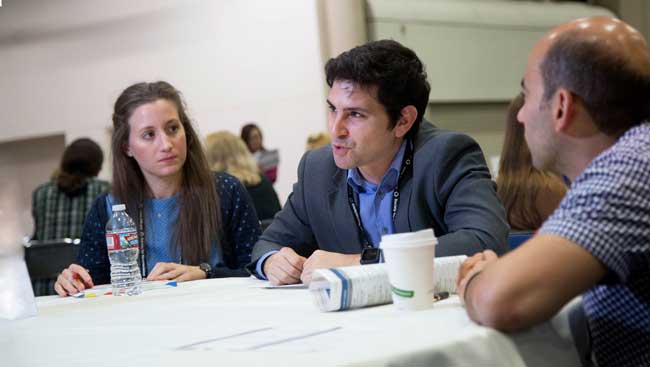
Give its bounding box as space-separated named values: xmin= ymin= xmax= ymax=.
xmin=1 ymin=277 xmax=580 ymax=367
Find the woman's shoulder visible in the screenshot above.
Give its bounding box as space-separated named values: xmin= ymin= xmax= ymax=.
xmin=213 ymin=171 xmax=242 ymax=187
xmin=212 ymin=171 xmax=247 ymax=198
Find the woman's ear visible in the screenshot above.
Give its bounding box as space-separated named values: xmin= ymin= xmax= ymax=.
xmin=123 ymin=143 xmax=132 ymax=157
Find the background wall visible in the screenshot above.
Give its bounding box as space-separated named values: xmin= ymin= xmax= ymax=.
xmin=0 ymin=0 xmax=330 ymax=238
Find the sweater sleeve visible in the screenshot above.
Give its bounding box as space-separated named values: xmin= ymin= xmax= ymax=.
xmin=76 ymin=194 xmax=111 ymax=285
xmin=215 ymin=172 xmax=261 ymax=269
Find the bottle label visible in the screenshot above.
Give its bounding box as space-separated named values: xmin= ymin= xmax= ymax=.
xmin=106 ymin=231 xmax=139 ymax=251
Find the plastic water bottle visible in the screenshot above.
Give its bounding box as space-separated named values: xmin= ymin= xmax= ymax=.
xmin=105 ymin=204 xmax=142 ymax=296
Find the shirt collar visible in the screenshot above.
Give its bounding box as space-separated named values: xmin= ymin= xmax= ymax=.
xmin=347 ymin=140 xmax=407 ymax=194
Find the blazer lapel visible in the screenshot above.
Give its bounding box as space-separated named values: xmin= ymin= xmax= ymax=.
xmin=327 ymin=169 xmax=363 ymax=253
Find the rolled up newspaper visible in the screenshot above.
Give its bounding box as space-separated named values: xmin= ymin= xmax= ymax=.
xmin=309 ymin=255 xmax=467 ymax=312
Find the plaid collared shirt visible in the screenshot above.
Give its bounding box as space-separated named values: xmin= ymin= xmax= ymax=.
xmin=539 ymin=122 xmax=650 ymax=367
xmin=31 ymin=178 xmax=110 ymax=240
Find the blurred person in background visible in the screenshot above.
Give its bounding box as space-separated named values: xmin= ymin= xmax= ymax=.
xmin=496 ymin=93 xmax=566 ymax=231
xmin=306 ymin=132 xmax=331 ymax=151
xmin=241 ymin=123 xmax=279 ymax=184
xmin=206 ymin=131 xmax=281 ymax=222
xmin=31 ymin=137 xmax=110 ymax=295
xmin=32 ymin=138 xmax=110 ymax=241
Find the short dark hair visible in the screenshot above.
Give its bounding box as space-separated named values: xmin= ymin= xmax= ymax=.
xmin=540 ymin=31 xmax=650 ymax=136
xmin=325 ymin=39 xmax=431 ymax=139
xmin=57 ymin=138 xmax=104 ymax=196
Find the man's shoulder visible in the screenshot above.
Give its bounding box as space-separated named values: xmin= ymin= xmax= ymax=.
xmin=301 ymin=145 xmax=340 ymax=175
xmin=415 ymin=121 xmax=477 ymax=153
xmin=33 ymin=180 xmax=57 ymax=194
xmin=590 ymin=122 xmax=650 ymax=174
xmin=414 ymin=122 xmax=482 ymax=167
xmin=304 ymin=144 xmax=335 ymax=163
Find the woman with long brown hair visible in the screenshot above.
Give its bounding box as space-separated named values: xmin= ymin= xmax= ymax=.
xmin=205 ymin=131 xmax=281 ymax=221
xmin=497 ymin=93 xmax=567 ymax=231
xmin=54 ymin=81 xmax=260 ymax=296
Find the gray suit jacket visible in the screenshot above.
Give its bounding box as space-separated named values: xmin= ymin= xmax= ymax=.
xmin=247 ymin=121 xmax=508 ymax=276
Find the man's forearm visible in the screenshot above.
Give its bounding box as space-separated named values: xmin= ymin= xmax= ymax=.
xmin=463 ymin=270 xmax=484 ymax=324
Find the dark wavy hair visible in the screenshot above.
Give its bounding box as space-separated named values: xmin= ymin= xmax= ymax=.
xmin=540 ymin=30 xmax=650 ymax=136
xmin=240 ymin=122 xmax=264 ymax=152
xmin=324 ymin=39 xmax=431 ymax=140
xmin=57 ymin=138 xmax=104 ymax=196
xmin=111 ymin=81 xmax=222 ymax=266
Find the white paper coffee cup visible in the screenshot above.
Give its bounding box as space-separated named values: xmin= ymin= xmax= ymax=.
xmin=380 ymin=229 xmax=437 ymax=311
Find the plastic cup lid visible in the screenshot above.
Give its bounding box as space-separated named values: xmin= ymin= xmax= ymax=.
xmin=380 ymin=238 xmax=437 ymax=249
xmin=381 ymin=228 xmax=435 ymax=244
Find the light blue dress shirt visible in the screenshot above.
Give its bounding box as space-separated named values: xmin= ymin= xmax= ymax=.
xmin=346 ymin=141 xmax=406 ymax=247
xmin=256 ymin=141 xmax=406 ymax=279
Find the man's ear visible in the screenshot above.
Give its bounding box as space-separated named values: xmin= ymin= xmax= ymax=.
xmin=394 ymin=105 xmax=418 ymax=138
xmin=553 ymin=88 xmax=574 ymax=133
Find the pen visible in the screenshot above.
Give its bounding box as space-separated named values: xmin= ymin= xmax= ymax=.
xmin=433 ymin=291 xmax=449 ymax=302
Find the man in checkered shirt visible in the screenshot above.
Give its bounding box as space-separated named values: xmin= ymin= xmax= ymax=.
xmin=457 ymin=16 xmax=650 ymax=367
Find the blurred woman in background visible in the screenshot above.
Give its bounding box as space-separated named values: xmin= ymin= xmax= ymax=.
xmin=241 ymin=123 xmax=279 ymax=184
xmin=497 ymin=93 xmax=567 ymax=231
xmin=206 ymin=131 xmax=281 ymax=222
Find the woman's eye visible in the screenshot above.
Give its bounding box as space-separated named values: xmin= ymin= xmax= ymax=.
xmin=142 ymin=131 xmax=154 ymax=139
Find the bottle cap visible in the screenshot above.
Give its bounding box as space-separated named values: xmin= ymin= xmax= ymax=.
xmin=112 ymin=204 xmax=126 ymax=211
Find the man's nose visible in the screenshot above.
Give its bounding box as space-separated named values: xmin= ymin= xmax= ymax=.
xmin=330 ymin=114 xmax=347 ymax=138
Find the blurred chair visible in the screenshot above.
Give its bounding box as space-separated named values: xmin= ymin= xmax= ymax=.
xmin=24 ymin=238 xmax=80 ymax=296
xmin=567 ymin=297 xmax=594 ymax=366
xmin=508 ymin=231 xmax=533 ymax=250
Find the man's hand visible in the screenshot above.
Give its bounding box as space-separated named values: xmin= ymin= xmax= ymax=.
xmin=456 ymin=250 xmax=498 ymax=305
xmin=301 ymin=250 xmax=361 ymax=285
xmin=147 ymin=262 xmax=206 ymax=282
xmin=263 ymin=247 xmax=307 ymax=285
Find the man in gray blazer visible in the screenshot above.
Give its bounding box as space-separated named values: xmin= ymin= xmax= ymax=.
xmin=248 ymin=40 xmax=508 ymax=285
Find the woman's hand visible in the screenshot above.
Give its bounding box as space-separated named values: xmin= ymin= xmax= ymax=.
xmin=54 ymin=264 xmax=94 ymax=297
xmin=146 ymin=262 xmax=206 ymax=282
